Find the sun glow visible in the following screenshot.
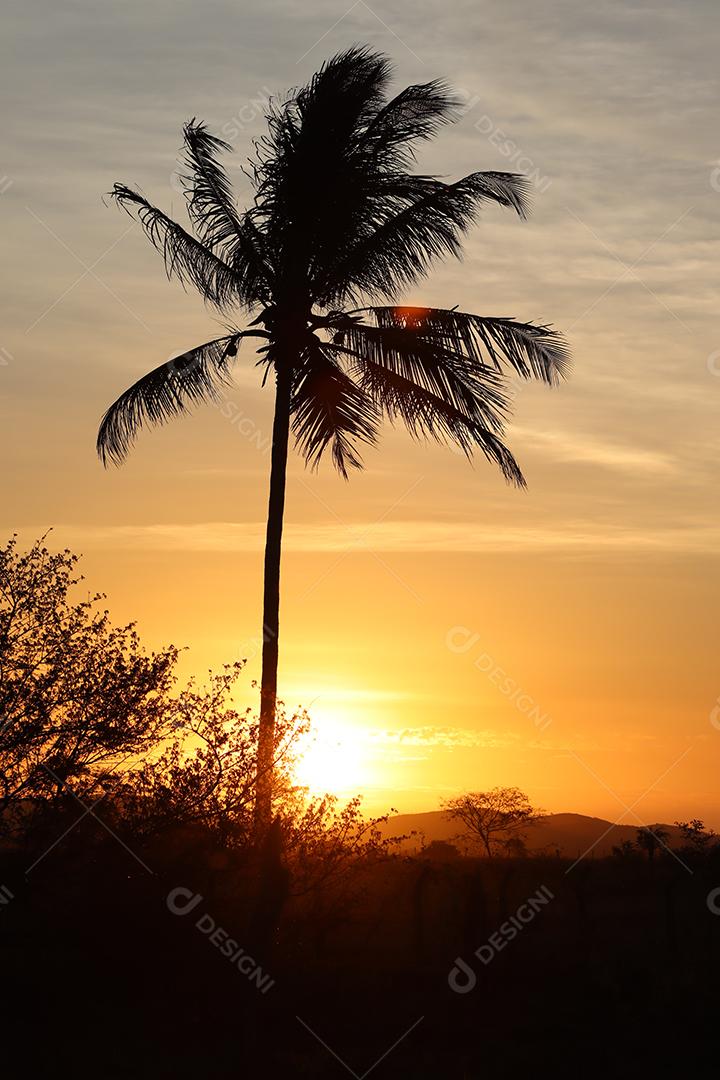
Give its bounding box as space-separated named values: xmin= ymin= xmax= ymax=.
xmin=294 ymin=718 xmax=370 ymax=797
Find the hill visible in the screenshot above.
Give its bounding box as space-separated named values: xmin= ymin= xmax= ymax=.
xmin=380 ymin=809 xmax=685 ymax=858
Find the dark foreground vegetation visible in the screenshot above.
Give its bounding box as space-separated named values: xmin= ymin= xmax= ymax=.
xmin=2 ymin=536 xmax=717 ymax=1077
xmin=3 ymin=829 xmax=719 ymax=1077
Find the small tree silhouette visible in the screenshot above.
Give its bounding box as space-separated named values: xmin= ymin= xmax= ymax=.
xmin=422 ymin=839 xmax=460 ymax=861
xmin=674 ymin=819 xmax=715 ymax=852
xmin=442 ymin=787 xmax=541 ymax=857
xmin=636 ymin=826 xmax=669 ymax=863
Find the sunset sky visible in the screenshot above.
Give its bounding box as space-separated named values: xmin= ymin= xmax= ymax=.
xmin=2 ymin=0 xmax=719 ymax=824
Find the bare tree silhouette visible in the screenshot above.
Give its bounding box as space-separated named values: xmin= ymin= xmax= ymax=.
xmin=443 ymin=787 xmax=541 ymax=857
xmin=97 ymin=46 xmax=569 ymax=830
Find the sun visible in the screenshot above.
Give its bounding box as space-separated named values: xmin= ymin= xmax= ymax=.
xmin=293 ymin=719 xmax=370 ymax=797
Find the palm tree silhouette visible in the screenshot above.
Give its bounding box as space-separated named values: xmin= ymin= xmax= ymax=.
xmin=97 ymin=46 xmax=569 ymax=830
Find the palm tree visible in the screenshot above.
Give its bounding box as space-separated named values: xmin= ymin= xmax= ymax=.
xmin=97 ymin=46 xmax=569 ymax=831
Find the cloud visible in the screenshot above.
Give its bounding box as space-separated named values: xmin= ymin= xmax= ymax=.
xmin=511 ymin=426 xmax=677 ymax=475
xmin=14 ymin=519 xmax=720 ymax=556
xmin=368 ymin=726 xmax=521 ymax=749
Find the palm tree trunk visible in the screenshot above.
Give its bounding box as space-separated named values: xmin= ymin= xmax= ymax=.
xmin=254 ymin=363 xmax=292 ymax=833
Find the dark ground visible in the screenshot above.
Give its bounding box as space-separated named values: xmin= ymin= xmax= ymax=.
xmin=2 ymin=822 xmax=717 ymax=1078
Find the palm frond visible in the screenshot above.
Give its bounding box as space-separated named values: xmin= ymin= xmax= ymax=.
xmin=295 ymin=45 xmax=393 ymax=134
xmin=251 ymin=46 xmax=527 ymax=310
xmin=290 ymin=340 xmax=380 ymax=477
xmin=180 ymin=121 xmax=243 ymax=253
xmin=251 ymin=48 xmax=404 ymax=293
xmin=180 ymin=123 xmax=274 ymax=303
xmin=253 ymin=45 xmax=393 ymax=222
xmin=317 ymin=172 xmax=531 ymax=305
xmin=331 ymin=321 xmax=511 ymax=432
xmin=363 ymin=306 xmax=570 ymax=384
xmin=97 ymin=333 xmax=242 ymax=465
xmin=109 ymin=184 xmax=242 ymax=309
xmin=364 ymin=80 xmax=460 ymax=164
xmin=335 ymin=347 xmax=526 ymax=486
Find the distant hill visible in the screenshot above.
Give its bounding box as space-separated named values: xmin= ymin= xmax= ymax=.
xmin=379 ymin=810 xmax=685 ymax=858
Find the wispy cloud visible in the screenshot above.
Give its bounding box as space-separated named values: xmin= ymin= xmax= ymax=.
xmin=16 ymin=519 xmax=720 ymax=556
xmin=512 ymin=426 xmax=677 ymax=476
xmin=368 ymin=726 xmax=521 ymax=749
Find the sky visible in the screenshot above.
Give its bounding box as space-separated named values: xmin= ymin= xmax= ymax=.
xmin=2 ymin=0 xmax=720 ymax=824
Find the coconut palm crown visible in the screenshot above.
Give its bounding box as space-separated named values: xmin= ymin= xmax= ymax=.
xmin=97 ymin=46 xmax=569 ymax=828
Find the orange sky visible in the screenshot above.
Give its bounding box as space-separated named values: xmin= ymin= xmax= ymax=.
xmin=3 ymin=0 xmax=720 ymax=824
